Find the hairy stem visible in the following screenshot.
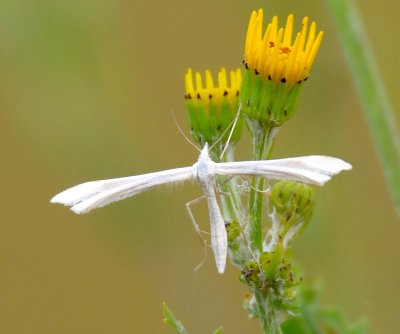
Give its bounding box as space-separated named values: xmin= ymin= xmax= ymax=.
xmin=248 ymin=125 xmax=277 ymax=253
xmin=254 ymin=289 xmax=282 ymax=334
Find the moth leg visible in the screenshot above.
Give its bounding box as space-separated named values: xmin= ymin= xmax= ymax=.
xmin=250 ymin=186 xmax=271 ymax=194
xmin=185 ymin=196 xmax=210 ymax=272
xmin=185 ymin=196 xmax=209 ymax=243
xmin=192 ymin=242 xmax=208 ymax=273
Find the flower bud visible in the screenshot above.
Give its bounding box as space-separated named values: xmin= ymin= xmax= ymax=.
xmin=184 ymin=68 xmax=243 ymax=160
xmin=270 ymin=180 xmax=315 ymax=247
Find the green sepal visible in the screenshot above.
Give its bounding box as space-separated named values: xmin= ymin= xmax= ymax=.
xmin=185 ymin=95 xmax=243 ymax=160
xmin=240 ymin=68 xmax=303 ymax=131
xmin=259 ymin=244 xmax=284 ymax=282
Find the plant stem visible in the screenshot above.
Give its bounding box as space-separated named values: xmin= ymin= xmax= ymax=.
xmin=217 ymin=145 xmax=243 ymax=225
xmin=254 ymin=289 xmax=282 ymax=334
xmin=325 ymin=0 xmax=400 ymax=216
xmin=249 ymin=125 xmax=277 ymax=253
xmin=247 ymin=125 xmax=280 ymax=333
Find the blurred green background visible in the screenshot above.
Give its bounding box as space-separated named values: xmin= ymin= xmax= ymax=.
xmin=1 ymin=0 xmax=399 ymax=333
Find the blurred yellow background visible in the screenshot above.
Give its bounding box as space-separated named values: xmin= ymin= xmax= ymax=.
xmin=1 ymin=0 xmax=399 ymax=333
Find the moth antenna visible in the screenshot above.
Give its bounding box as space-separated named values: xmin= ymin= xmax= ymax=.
xmin=219 ymin=103 xmax=242 ymax=160
xmin=171 ymin=110 xmax=200 ymax=152
xmin=209 ymin=105 xmax=241 ymax=153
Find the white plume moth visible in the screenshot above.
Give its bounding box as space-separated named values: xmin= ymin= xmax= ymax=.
xmin=51 ymin=144 xmax=351 ymax=273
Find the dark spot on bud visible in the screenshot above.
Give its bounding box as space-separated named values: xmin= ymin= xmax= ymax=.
xmin=245 ymin=62 xmax=249 ymax=70
xmin=243 ymin=269 xmax=252 ymax=280
xmin=304 ymin=76 xmax=308 ymax=82
xmin=187 ymin=93 xmax=192 ymax=99
xmin=280 ymin=77 xmax=286 ymax=83
xmin=255 ymin=68 xmax=259 ymax=75
xmin=297 ymin=80 xmax=302 ymax=84
xmin=268 ymin=75 xmax=272 ymax=80
xmin=236 ymin=90 xmax=239 ymax=96
xmin=223 ymin=90 xmax=228 ymax=96
xmin=284 ymin=109 xmax=287 ymax=116
xmin=242 ymin=58 xmax=245 ymax=65
xmin=269 ymin=41 xmax=275 ymax=48
xmin=197 ymin=93 xmax=201 ymax=100
xmin=209 ymin=94 xmax=213 ymax=99
xmin=280 ymin=46 xmax=291 ymax=54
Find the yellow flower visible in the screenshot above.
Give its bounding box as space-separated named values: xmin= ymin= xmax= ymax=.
xmin=184 ymin=68 xmax=242 ymax=104
xmin=184 ymin=68 xmax=243 ymax=158
xmin=244 ymin=9 xmax=323 ymax=85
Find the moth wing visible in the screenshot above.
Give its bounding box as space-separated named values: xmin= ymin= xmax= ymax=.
xmin=51 ymin=166 xmax=194 ymax=214
xmin=214 ymin=156 xmax=352 ymax=186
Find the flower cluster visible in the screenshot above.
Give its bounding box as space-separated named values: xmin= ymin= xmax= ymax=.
xmin=185 ymin=9 xmax=324 ymax=155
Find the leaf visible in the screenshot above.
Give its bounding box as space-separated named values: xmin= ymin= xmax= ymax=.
xmin=281 ymin=284 xmax=370 ymax=334
xmin=162 ymin=302 xmax=189 ymax=334
xmin=319 ymin=309 xmax=369 ymax=334
xmin=212 ymin=326 xmax=223 ymax=334
xmin=281 ymin=318 xmax=308 ymax=334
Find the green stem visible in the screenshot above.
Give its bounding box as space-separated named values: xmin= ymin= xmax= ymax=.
xmin=254 ymin=289 xmax=282 ymax=334
xmin=217 ymin=145 xmax=242 ymax=225
xmin=219 ymin=179 xmax=241 ymax=224
xmin=249 ymin=177 xmax=264 ymax=252
xmin=325 ymin=0 xmax=400 ymax=217
xmin=254 ymin=289 xmax=270 ymax=333
xmin=248 ymin=125 xmax=277 ymax=253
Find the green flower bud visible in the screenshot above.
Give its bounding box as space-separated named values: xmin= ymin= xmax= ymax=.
xmin=226 ymin=220 xmax=242 ymax=244
xmin=241 ymin=245 xmax=299 ymax=294
xmin=270 ymin=180 xmax=315 ymax=247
